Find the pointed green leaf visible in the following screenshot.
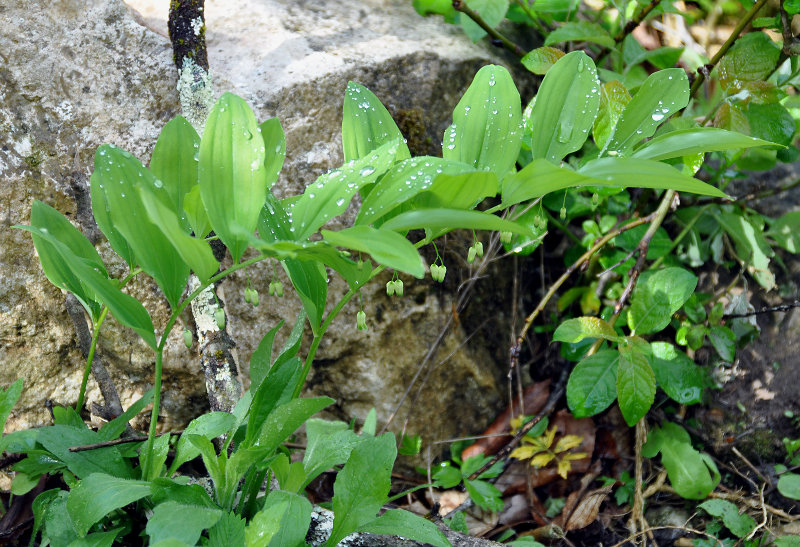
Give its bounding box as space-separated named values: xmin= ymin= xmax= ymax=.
xmin=259 ymin=118 xmax=286 ymax=189
xmin=567 ymin=350 xmax=619 ymax=418
xmin=521 ymin=46 xmax=565 ymax=75
xmin=604 ymin=69 xmax=689 ymax=155
xmin=303 ymin=420 xmax=365 ymax=489
xmin=97 ymin=388 xmax=154 ymax=441
xmin=360 ymin=509 xmax=450 ymax=547
xmin=593 ymin=81 xmax=630 ymax=150
xmin=183 ymin=185 xmax=211 ymax=239
xmin=650 ymin=342 xmax=704 ymax=405
xmin=460 ymin=0 xmax=508 ymax=41
xmin=243 ymin=357 xmax=303 ymax=449
xmin=90 ymin=171 xmax=136 ymax=268
xmin=149 ymin=116 xmax=200 ymax=230
xmin=146 ymin=501 xmax=222 ymax=545
xmin=322 ymin=226 xmax=424 ymax=278
xmin=501 ymin=159 xmax=599 ymax=206
xmin=199 ymin=92 xmax=269 ymax=261
xmin=716 ymin=32 xmax=780 ymax=92
xmin=254 ymin=397 xmax=335 ymax=454
xmin=380 ymin=208 xmax=532 ymax=235
xmin=168 ymin=411 xmax=236 ymax=476
xmin=698 ymin=499 xmax=756 ymax=537
xmin=529 ymin=51 xmax=600 ymax=163
xmin=246 ymin=491 xmax=311 ymax=547
xmin=283 ymin=260 xmax=327 ymax=335
xmin=343 ymin=82 xmax=410 ymax=163
xmin=616 ymin=347 xmax=655 ymax=426
xmin=553 ymin=317 xmax=620 ymax=343
xmin=413 ymin=171 xmax=498 ymax=211
xmin=66 ymin=473 xmax=151 ymax=536
xmin=633 ymin=128 xmax=775 ymax=161
xmin=544 ymin=21 xmax=615 ymax=48
xmin=444 ymin=65 xmax=521 ymax=179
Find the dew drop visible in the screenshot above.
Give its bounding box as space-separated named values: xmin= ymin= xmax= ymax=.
xmin=359 ymin=166 xmax=375 ymax=177
xmin=651 ymin=112 xmax=665 ymax=121
xmin=153 ymin=179 xmax=163 ymax=188
xmin=577 ymin=58 xmax=584 ymax=72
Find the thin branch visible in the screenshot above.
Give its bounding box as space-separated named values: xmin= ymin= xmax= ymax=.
xmin=780 ymin=0 xmax=800 ymax=57
xmin=69 ymin=430 xmax=183 ymax=452
xmin=596 ymin=0 xmax=661 ymax=66
xmin=452 ymin=0 xmax=527 ymax=57
xmin=723 ymin=300 xmax=800 ymax=318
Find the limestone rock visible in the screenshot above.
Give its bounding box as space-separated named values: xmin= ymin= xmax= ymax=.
xmin=1 ymin=0 xmax=520 ymax=448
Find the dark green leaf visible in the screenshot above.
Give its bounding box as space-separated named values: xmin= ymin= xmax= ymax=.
xmin=544 ymin=21 xmax=615 ymax=48
xmin=708 ymin=325 xmax=736 ymax=362
xmin=567 ymin=350 xmax=620 ymax=418
xmin=146 ymin=501 xmax=222 ymax=545
xmin=521 ymin=46 xmax=565 ymax=75
xmin=747 ymin=103 xmax=796 ymax=146
xmin=0 ymin=379 xmax=23 ymax=435
xmin=627 ymin=285 xmax=672 ymax=335
xmin=199 ymin=93 xmax=269 ymax=262
xmin=149 ymin=116 xmax=200 ymax=230
xmin=778 ymin=473 xmax=800 ymax=500
xmin=616 ymin=347 xmax=655 ymax=426
xmin=97 ymin=389 xmax=154 ymax=442
xmin=259 ymin=118 xmax=286 ymax=189
xmin=464 ymin=479 xmax=504 ymax=512
xmin=322 ymin=226 xmax=424 ymax=278
xmin=528 ymin=51 xmax=600 ymax=163
xmin=460 ymin=0 xmax=508 ymax=41
xmin=66 ymin=473 xmax=151 ymax=536
xmin=632 ymin=128 xmax=774 ymax=161
xmin=716 ymin=32 xmax=780 ymax=92
xmin=767 ymin=211 xmax=800 ymax=252
xmin=380 ymin=208 xmax=532 ymax=235
xmin=650 ymin=342 xmax=704 ymax=405
xmin=249 ymin=321 xmax=284 ymax=391
xmin=360 ymin=509 xmax=450 ymax=547
xmin=254 ymin=397 xmax=335 ymax=454
xmin=699 ymin=499 xmax=757 ymax=537
xmin=244 ymin=358 xmax=303 ymax=448
xmin=36 ymin=490 xmax=80 ymax=546
xmin=342 ymin=82 xmax=410 ymax=163
xmin=553 ymin=317 xmax=620 ymax=343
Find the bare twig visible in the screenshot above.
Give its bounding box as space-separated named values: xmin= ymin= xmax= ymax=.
xmin=723 ymin=300 xmax=800 ymax=318
xmin=452 ymin=0 xmax=527 ymax=57
xmin=780 ymin=0 xmax=800 ymax=57
xmin=69 ymin=430 xmax=182 ymax=452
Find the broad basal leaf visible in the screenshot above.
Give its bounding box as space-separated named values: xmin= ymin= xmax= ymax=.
xmin=67 ymin=473 xmax=151 ymax=536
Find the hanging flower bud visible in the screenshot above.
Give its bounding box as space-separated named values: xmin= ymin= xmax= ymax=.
xmin=214 ymin=308 xmax=225 ymax=329
xmin=560 ymin=206 xmax=567 ymax=220
xmin=592 ymin=192 xmax=599 ymax=205
xmin=467 ymin=245 xmax=477 ymax=264
xmin=500 ymin=231 xmax=512 ymax=244
xmin=475 ymin=241 xmax=484 ymax=257
xmin=436 ymin=264 xmax=447 ymax=282
xmin=244 ymin=288 xmax=252 ymax=303
xmin=356 ymin=310 xmax=367 ymax=331
xmin=250 ymin=289 xmax=259 ymax=307
xmin=274 ymin=280 xmax=283 ymax=297
xmin=183 ymin=329 xmax=193 ymax=349
xmin=393 ymin=279 xmax=404 ymax=297
xmin=534 ymin=215 xmax=545 ymax=229
xmin=268 ymin=281 xmax=276 ymax=296
xmin=386 ymin=280 xmax=396 ymax=296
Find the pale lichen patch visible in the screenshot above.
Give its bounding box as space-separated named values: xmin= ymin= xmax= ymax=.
xmin=177 ymin=57 xmax=214 ymax=133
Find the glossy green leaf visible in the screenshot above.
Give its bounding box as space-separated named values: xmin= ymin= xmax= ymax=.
xmin=444 ymin=65 xmax=521 ymax=179
xmin=604 ymin=69 xmax=690 ymax=156
xmin=650 ymin=342 xmax=704 ymax=405
xmin=199 ymin=92 xmax=269 ymax=262
xmin=567 ymin=350 xmax=619 ymax=418
xmin=642 ymin=422 xmax=720 ymax=499
xmin=714 ymin=102 xmax=751 ymax=134
xmin=553 ymin=317 xmax=620 ymax=343
xmin=97 ymin=389 xmax=154 ymax=442
xmin=414 ymin=171 xmax=498 ymax=211
xmin=360 ymin=509 xmax=450 ymax=547
xmin=632 ymin=127 xmax=774 ymax=161
xmin=247 ymin=490 xmax=312 ymax=547
xmin=708 ymin=325 xmax=736 ymax=362
xmin=501 ymin=159 xmax=598 ymax=206
xmin=146 ymin=501 xmax=222 ymax=545
xmin=412 ymin=0 xmax=458 ymax=22
xmin=716 ymin=32 xmax=780 ymax=92
xmin=593 ymin=81 xmax=630 ymax=150
xmin=254 ymin=397 xmax=335 ymax=454
xmin=243 ymin=357 xmax=303 ymax=448
xmin=259 ymin=118 xmax=286 ymax=189
xmin=322 ymin=226 xmax=424 ymax=278
xmin=767 ymin=211 xmax=800 ymax=252
xmin=544 ymin=21 xmax=615 ymax=48
xmin=149 ymin=116 xmax=200 ymax=230
xmin=521 ymin=46 xmax=565 ymax=75
xmin=616 ymin=346 xmax=655 ymax=426
xmin=25 ymin=201 xmax=104 ymax=320
xmin=303 ymin=420 xmax=365 ymax=489
xmin=699 ymin=499 xmax=756 ymax=537
xmin=778 ymin=473 xmax=800 ymax=500
xmin=342 ymin=82 xmax=410 ymax=163
xmin=67 ymin=473 xmax=151 ymax=536
xmin=93 ymin=145 xmax=189 ymax=308
xmin=579 ymin=157 xmax=728 ymax=198
xmin=460 ymin=0 xmax=508 ymax=41
xmin=380 ymin=208 xmax=532 ymax=235
xmin=529 ymin=51 xmax=600 ymax=163
xmin=747 ymin=103 xmax=796 ymax=146
xmin=291 ymin=139 xmax=401 ymax=239
xmin=502 ymin=205 xmax=547 ymax=256
xmin=90 ymin=170 xmax=136 ymax=268
xmin=327 ymin=433 xmax=396 ymax=546
xmin=168 ymin=412 xmax=237 ymax=476
xmin=717 ymin=212 xmax=775 ymax=290
xmin=356 ymin=157 xmax=474 ymax=225
xmin=284 ymin=259 xmax=327 ymax=335
xmin=139 ymin=187 xmax=219 ymax=281
xmin=183 ymin=185 xmax=211 ymax=239
xmin=15 ymin=225 xmax=156 ymax=349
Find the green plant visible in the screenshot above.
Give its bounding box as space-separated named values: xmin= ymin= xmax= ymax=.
xmin=433 ymin=453 xmax=506 ymax=513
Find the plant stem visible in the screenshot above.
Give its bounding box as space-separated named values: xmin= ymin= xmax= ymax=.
xmin=452 ymin=0 xmax=527 ymax=57
xmin=75 ymin=307 xmax=109 ymax=412
xmin=596 ymin=0 xmax=660 ymax=67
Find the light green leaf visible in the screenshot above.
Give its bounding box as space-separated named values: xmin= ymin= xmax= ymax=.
xmin=553 ymin=317 xmax=620 ymax=343
xmin=460 ymin=0 xmax=508 ymax=41
xmin=247 ymin=490 xmax=312 ymax=547
xmin=244 ymin=357 xmax=303 ymax=449
xmin=501 ymin=159 xmax=598 ymax=206
xmin=322 ymin=226 xmax=424 ymax=278
xmin=708 ymin=325 xmax=736 ymax=362
xmin=292 ymin=139 xmax=401 ymax=239
xmin=650 ymin=342 xmax=704 ymax=405
xmin=303 ymin=419 xmax=365 ymax=489
xmin=254 ymin=397 xmax=335 ymax=454
xmin=146 ymin=501 xmax=222 ymax=545
xmin=529 ymin=51 xmax=600 ymax=163
xmin=90 ymin=170 xmax=136 ymax=267
xmin=140 ymin=431 xmax=170 ymax=481
xmin=778 ymin=473 xmax=800 ymax=500
xmin=566 ymin=350 xmax=619 ymax=418
xmin=207 ymin=512 xmax=246 ymax=547
xmin=149 ymin=116 xmax=200 ymax=230
xmin=168 ymin=412 xmax=237 ymax=476
xmin=717 ymin=212 xmax=775 ymax=290
xmin=414 ymin=171 xmax=498 ymax=211
xmin=593 ymin=81 xmax=630 ymax=150
xmin=767 ymin=211 xmax=800 ymax=252
xmin=632 ymin=128 xmax=775 ymax=161
xmin=360 ymin=509 xmax=451 ymax=547
xmin=521 ymin=46 xmax=565 ymax=75
xmin=283 ymin=259 xmax=327 ymax=335
xmin=579 ymin=157 xmax=728 ymax=198
xmin=699 ymin=499 xmax=757 ymax=537
xmin=342 ymin=82 xmax=410 ymax=163
xmin=259 ymin=118 xmax=286 ymax=189
xmin=183 ymin=185 xmax=211 ymax=239
xmin=544 ymin=21 xmax=615 ymax=49
xmin=628 ymin=268 xmax=697 ymax=335
xmin=616 ymin=347 xmax=655 ymax=426
xmin=604 ymin=69 xmax=690 ymax=156
xmin=380 ymin=208 xmax=532 ymax=236
xmin=250 ymin=321 xmax=284 ymax=390
xmin=444 ymin=65 xmax=521 ymax=179
xmin=97 ymin=389 xmax=154 ymax=442
xmin=66 ymin=473 xmax=151 ymax=536
xmin=199 ymin=92 xmax=269 ymax=262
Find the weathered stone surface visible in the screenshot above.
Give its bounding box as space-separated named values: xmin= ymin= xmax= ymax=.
xmin=1 ymin=0 xmax=520 ymax=446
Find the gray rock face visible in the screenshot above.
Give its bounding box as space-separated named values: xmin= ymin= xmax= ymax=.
xmin=1 ymin=0 xmax=519 ymax=447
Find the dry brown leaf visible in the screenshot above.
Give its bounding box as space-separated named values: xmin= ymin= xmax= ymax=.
xmin=563 ymin=484 xmax=613 ymax=531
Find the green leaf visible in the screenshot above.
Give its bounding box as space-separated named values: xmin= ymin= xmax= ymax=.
xmin=247 ymin=491 xmax=312 ymax=547
xmin=604 ymin=69 xmax=689 ymax=155
xmin=35 ymin=490 xmax=80 ymax=546
xmin=149 ymin=116 xmax=200 ymax=230
xmin=444 ymin=65 xmax=521 ymax=179
xmin=0 ymin=379 xmax=23 ymax=435
xmin=708 ymin=325 xmax=736 ymax=362
xmin=641 ymin=422 xmax=720 ymax=499
xmin=717 ymin=212 xmax=775 ymax=290
xmin=322 ymin=226 xmax=424 ymax=278
xmin=747 ymin=103 xmax=796 ymax=147
xmin=244 ymin=357 xmax=303 ymax=448
xmin=68 ymin=529 xmax=121 ymax=547
xmin=716 ymin=32 xmax=780 ymax=92
xmin=66 ymin=473 xmax=151 ymax=536
xmin=360 ymin=509 xmax=450 ymax=547
xmin=521 ymin=46 xmax=565 ymax=75
xmin=254 ymin=397 xmax=335 ymax=454
xmin=150 ymin=478 xmax=218 ymax=509
xmin=97 ymin=389 xmax=154 ymax=441
xmin=141 ymin=431 xmax=170 ymax=481
xmin=274 ymin=310 xmax=307 ymax=369
xmin=529 ymin=51 xmax=600 ymax=163
xmin=633 ymin=128 xmax=775 ymax=161
xmin=414 ymin=171 xmax=498 ymax=211
xmin=567 ymin=350 xmax=619 ymax=418
xmin=699 ymin=499 xmax=757 ymax=537
xmin=93 ymin=145 xmax=190 ymax=308
xmin=593 ymin=81 xmax=631 ymax=150
xmin=168 ymin=412 xmax=237 ymax=476
xmin=460 ymin=0 xmax=508 ymax=41
xmin=283 ymin=259 xmax=327 ymax=335
xmin=199 ymin=92 xmax=269 ymax=262
xmin=616 ymin=347 xmax=655 ymax=426
xmin=579 ymin=157 xmax=728 ymax=198
xmin=553 ymin=317 xmax=620 ymax=343
xmin=139 ymin=186 xmax=219 ymax=281
xmin=90 ymin=170 xmax=136 ymax=268
xmin=464 ymin=479 xmax=504 ymax=512
xmin=650 ymin=342 xmax=704 ymax=405
xmin=622 ymin=35 xmax=682 ymax=70
xmin=777 ymin=473 xmax=800 ymax=500
xmin=291 ymin=139 xmax=401 ymax=239
xmin=327 ymin=433 xmax=396 ymax=546
xmin=767 ymin=211 xmax=800 ymax=252
xmin=15 ymin=225 xmax=157 ymax=349
xmin=501 ymin=159 xmax=597 ymax=206
xmin=413 ymin=0 xmax=458 ymax=22
xmin=342 ymin=82 xmax=410 ymax=163
xmin=259 ymin=118 xmax=286 ymax=189
xmin=356 ymin=157 xmax=475 ymax=225
xmin=629 ymin=268 xmax=697 ymax=335
xmin=380 ymin=208 xmax=532 ymax=236
xmin=146 ymin=501 xmax=222 ymax=545
xmin=544 ymin=21 xmax=615 ymax=48
xmin=303 ymin=419 xmax=366 ymax=489
xmin=183 ymin=185 xmax=211 ymax=239
xmin=249 ymin=320 xmax=284 ymax=391
xmin=207 ymin=512 xmax=246 ymax=547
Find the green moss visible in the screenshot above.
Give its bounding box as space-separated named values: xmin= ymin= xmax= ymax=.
xmin=23 ymin=152 xmax=43 ymax=169
xmin=391 ymin=107 xmax=435 ymax=157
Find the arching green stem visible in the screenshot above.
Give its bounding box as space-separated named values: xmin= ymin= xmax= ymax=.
xmin=75 ymin=307 xmax=109 ymax=412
